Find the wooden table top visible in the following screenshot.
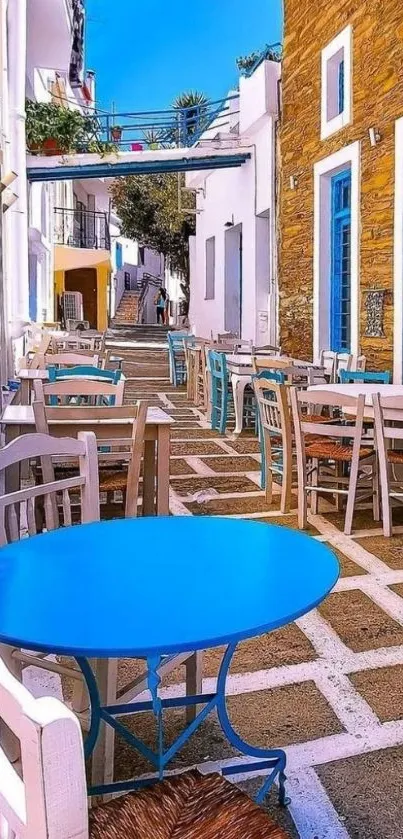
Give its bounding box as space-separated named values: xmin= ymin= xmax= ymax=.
xmin=1 ymin=405 xmax=174 ymax=427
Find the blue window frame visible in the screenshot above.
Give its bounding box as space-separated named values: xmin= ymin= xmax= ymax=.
xmin=338 ymin=59 xmax=345 ymax=114
xmin=330 ymin=169 xmax=351 ymax=352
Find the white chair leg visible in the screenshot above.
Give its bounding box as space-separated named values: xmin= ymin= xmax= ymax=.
xmin=0 ymin=644 xmax=22 ymax=762
xmin=185 ymin=651 xmax=203 ymax=724
xmin=310 ymin=458 xmax=319 ymax=515
xmin=344 ymin=457 xmax=361 ymax=536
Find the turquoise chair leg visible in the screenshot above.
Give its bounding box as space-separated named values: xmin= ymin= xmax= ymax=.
xmin=219 ymin=377 xmax=228 ymax=434
xmin=258 ymin=416 xmax=266 ymax=489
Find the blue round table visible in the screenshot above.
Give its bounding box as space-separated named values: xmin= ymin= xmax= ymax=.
xmin=0 ymin=517 xmax=339 ymax=801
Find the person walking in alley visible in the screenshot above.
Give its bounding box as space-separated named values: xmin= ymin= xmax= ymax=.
xmin=155 ymin=287 xmax=167 ymax=324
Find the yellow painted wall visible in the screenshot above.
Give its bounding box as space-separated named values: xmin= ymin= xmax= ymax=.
xmin=54 ymin=263 xmax=110 ymax=330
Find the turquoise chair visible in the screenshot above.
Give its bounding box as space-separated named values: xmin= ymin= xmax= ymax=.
xmin=339 ymin=369 xmax=390 ymax=384
xmin=253 ymin=370 xmax=285 ymax=489
xmin=47 ymin=365 xmax=121 ymax=383
xmin=209 ymin=351 xmax=257 ymax=435
xmin=46 ymin=366 xmax=121 ymax=406
xmin=209 ymin=350 xmax=230 ymax=434
xmin=167 ymin=332 xmax=194 ymax=386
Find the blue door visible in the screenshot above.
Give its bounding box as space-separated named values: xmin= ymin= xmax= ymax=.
xmin=330 ymin=170 xmax=351 ymax=352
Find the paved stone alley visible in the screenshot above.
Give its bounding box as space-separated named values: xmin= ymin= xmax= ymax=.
xmin=35 ymin=342 xmax=403 ymax=839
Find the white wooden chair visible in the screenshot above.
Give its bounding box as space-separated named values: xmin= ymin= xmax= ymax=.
xmin=318 ymin=350 xmax=337 ymax=381
xmin=254 ymin=377 xmax=293 ymax=512
xmin=291 ymin=388 xmax=378 ymax=534
xmin=33 ymin=401 xmax=148 ymax=519
xmin=336 ymin=352 xmax=353 ymax=380
xmin=0 ymin=656 xmax=89 ymax=839
xmin=33 ymin=378 xmax=125 ymax=408
xmin=373 ymin=393 xmax=403 ymax=537
xmin=0 ymin=430 xmax=100 ymax=725
xmin=0 ymin=657 xmax=291 ymax=839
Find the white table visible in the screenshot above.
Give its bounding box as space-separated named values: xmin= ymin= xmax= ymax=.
xmin=227 ymin=354 xmax=317 ymax=435
xmin=307 ymin=383 xmax=403 ymax=419
xmin=1 ymin=405 xmax=173 ymax=515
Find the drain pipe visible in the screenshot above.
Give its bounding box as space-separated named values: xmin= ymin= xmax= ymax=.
xmin=7 ymin=0 xmax=29 ymax=354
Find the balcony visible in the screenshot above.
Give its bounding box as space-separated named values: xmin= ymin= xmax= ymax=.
xmin=54 ymin=207 xmax=110 ymax=251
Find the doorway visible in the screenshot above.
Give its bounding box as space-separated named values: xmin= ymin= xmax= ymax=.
xmin=224 ymin=223 xmax=243 ymax=336
xmin=65 ymin=268 xmax=97 ymax=328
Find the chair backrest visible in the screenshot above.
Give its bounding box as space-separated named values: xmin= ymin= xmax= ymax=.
xmin=339 ymin=369 xmax=390 ymax=384
xmin=33 ymin=377 xmax=124 ymax=407
xmin=372 ymin=394 xmax=403 ymax=432
xmin=355 ymin=354 xmax=367 ymax=372
xmin=51 ymin=336 xmax=96 ymax=352
xmin=33 ymin=401 xmax=148 ymax=518
xmin=40 ymin=352 xmax=100 ymax=368
xmin=318 ymin=350 xmax=337 ymax=382
xmin=0 ymin=432 xmax=100 ymax=543
xmin=47 ymin=365 xmax=121 ymax=384
xmin=167 ymin=331 xmax=190 ymax=351
xmin=335 ymin=352 xmax=353 ymax=378
xmin=252 ymin=356 xmax=291 ymax=374
xmin=0 ymin=657 xmax=88 ymax=839
xmin=253 ymin=377 xmax=293 ymax=486
xmin=209 ymin=350 xmax=228 ymax=383
xmin=290 ymin=388 xmax=367 ymax=455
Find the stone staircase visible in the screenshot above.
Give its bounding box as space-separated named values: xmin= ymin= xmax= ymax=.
xmin=111 ymin=291 xmax=140 ymax=326
xmin=109 ymin=323 xmax=170 ymax=343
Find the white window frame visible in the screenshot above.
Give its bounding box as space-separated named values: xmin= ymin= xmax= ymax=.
xmin=321 ymin=25 xmax=353 ymax=140
xmin=393 ymin=117 xmax=403 ymax=382
xmin=313 ymin=141 xmax=361 ymax=362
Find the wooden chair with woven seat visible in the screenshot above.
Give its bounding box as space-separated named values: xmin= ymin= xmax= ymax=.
xmin=373 ymin=393 xmax=403 ymax=537
xmin=33 ymin=400 xmax=148 ymax=519
xmin=253 ymin=374 xmax=293 ymax=512
xmin=291 ymin=388 xmax=378 ymax=535
xmin=0 ymin=656 xmax=291 ymax=839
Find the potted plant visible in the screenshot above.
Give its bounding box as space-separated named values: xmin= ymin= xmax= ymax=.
xmin=25 ymin=100 xmax=119 ymax=157
xmin=110 ymin=125 xmax=123 ymax=142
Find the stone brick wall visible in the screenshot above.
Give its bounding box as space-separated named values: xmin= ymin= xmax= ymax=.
xmin=279 ymin=0 xmax=403 ymax=369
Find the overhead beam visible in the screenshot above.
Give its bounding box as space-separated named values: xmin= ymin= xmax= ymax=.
xmin=27 ymin=153 xmax=251 ymax=183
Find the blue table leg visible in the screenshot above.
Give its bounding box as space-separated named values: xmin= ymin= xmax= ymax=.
xmin=76 ymin=648 xmax=288 ymax=804
xmin=216 ymin=642 xmax=288 ymax=805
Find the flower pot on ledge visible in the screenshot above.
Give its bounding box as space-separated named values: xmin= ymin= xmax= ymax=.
xmin=28 ymin=138 xmax=65 ymax=156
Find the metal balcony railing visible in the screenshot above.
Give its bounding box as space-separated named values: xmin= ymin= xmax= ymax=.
xmin=54 ymin=207 xmax=110 ymax=250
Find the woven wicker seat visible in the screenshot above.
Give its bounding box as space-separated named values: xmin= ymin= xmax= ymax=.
xmin=387 ymin=449 xmax=403 ymax=464
xmin=89 ymin=771 xmax=290 ymax=839
xmin=99 ymin=468 xmax=128 ymax=492
xmin=302 ymin=413 xmax=334 ymax=424
xmin=305 ymin=441 xmax=372 ymax=461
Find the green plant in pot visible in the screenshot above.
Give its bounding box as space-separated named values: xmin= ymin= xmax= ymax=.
xmin=26 ymin=101 xmax=88 ymax=154
xmin=25 ymin=100 xmax=119 ymax=156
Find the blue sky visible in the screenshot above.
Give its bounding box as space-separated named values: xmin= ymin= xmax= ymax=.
xmin=85 ymin=1 xmax=283 ymax=115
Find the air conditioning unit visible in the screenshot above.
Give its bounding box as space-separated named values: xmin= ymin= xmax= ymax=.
xmin=65 ymin=319 xmax=90 ymax=332
xmin=61 ymin=291 xmax=83 ymax=322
